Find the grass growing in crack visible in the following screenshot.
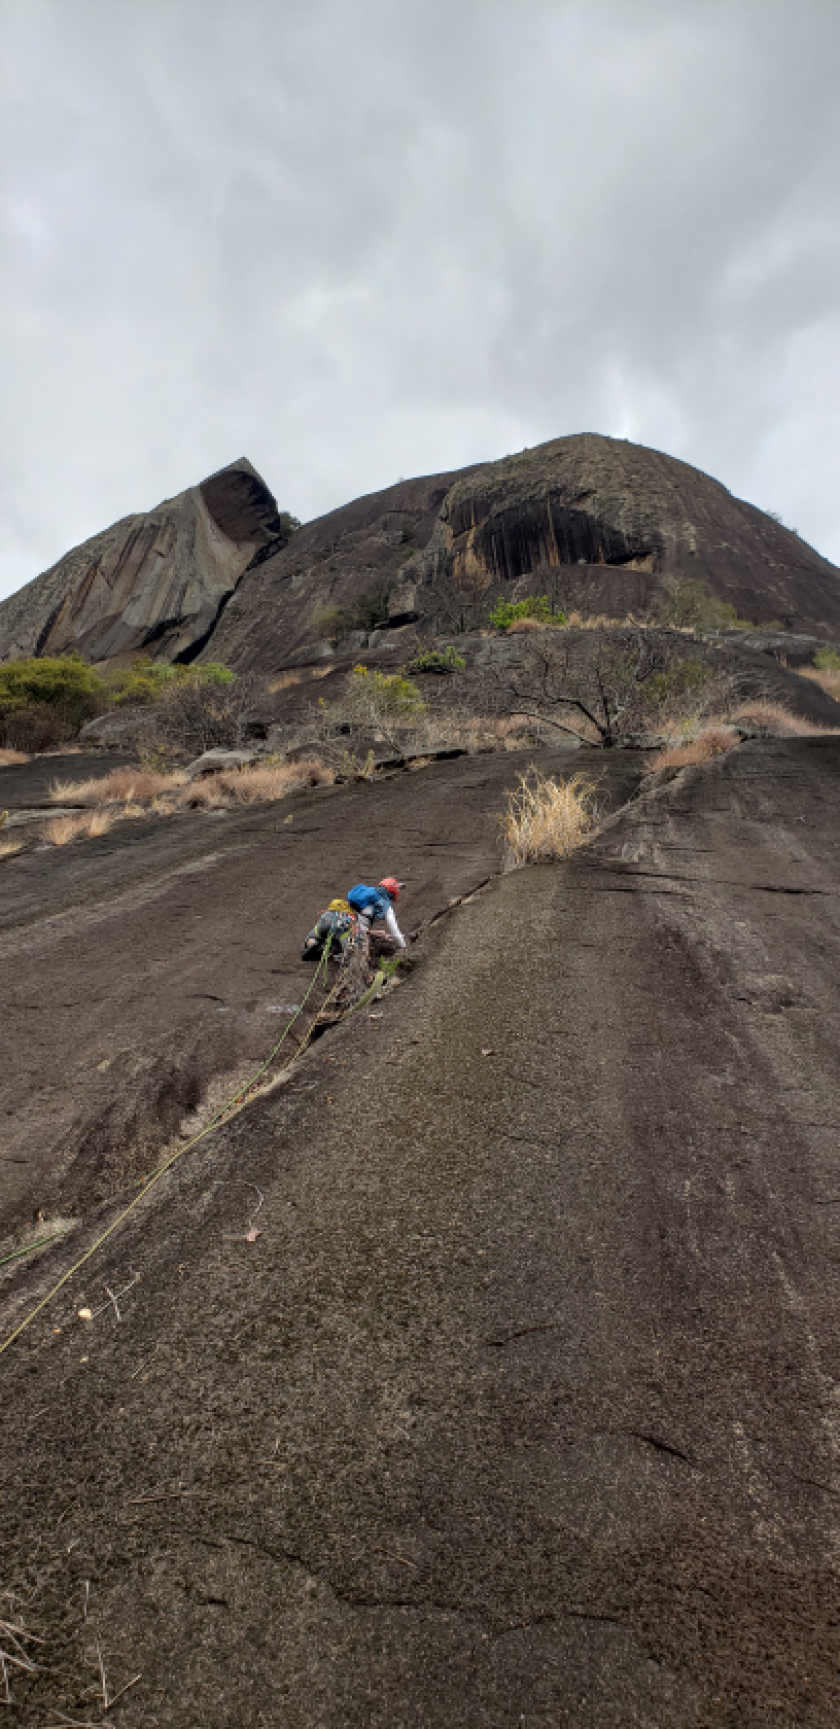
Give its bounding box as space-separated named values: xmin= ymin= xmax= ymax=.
xmin=647 ymin=727 xmax=740 ymax=771
xmin=501 ymin=768 xmax=598 ymax=869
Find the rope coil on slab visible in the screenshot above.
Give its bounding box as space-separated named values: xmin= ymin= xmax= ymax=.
xmin=0 ymin=945 xmax=351 ymax=1361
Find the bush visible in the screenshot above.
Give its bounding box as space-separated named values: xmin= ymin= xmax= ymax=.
xmin=489 ymin=595 xmax=567 ymax=631
xmin=500 ymin=768 xmax=597 ymax=868
xmin=0 ymin=652 xmax=238 ymax=749
xmin=346 ymin=665 xmax=426 ymax=727
xmin=102 ymin=657 xmax=234 ymax=704
xmin=657 ymin=579 xmax=752 ymax=633
xmin=407 ymin=645 xmax=466 ymax=674
xmin=0 ymin=654 xmax=106 ymax=746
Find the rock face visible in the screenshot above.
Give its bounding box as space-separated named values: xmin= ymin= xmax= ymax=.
xmin=3 ymin=738 xmax=840 ymax=1724
xmin=207 ymin=435 xmax=840 ymax=671
xmin=0 ymin=458 xmax=292 ymax=665
xmin=4 ymin=436 xmax=840 ymax=675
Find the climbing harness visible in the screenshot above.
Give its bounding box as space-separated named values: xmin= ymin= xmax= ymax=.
xmin=0 ymin=945 xmax=351 ymax=1361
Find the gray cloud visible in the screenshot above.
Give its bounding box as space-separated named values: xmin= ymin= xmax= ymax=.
xmin=2 ymin=0 xmax=840 ymax=600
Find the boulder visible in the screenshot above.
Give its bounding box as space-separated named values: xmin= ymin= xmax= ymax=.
xmin=184 ymin=749 xmax=261 ymax=780
xmin=0 ymin=458 xmax=294 ymax=666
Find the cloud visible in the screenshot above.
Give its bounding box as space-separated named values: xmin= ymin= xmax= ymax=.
xmin=2 ymin=0 xmax=840 ymax=600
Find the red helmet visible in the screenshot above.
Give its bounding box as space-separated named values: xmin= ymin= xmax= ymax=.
xmin=379 ymin=876 xmax=404 ymax=900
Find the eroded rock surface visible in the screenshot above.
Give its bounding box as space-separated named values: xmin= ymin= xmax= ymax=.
xmin=0 ymin=458 xmax=290 ymax=665
xmin=210 ymin=435 xmax=840 ymax=672
xmin=1 ymin=739 xmax=840 ymax=1725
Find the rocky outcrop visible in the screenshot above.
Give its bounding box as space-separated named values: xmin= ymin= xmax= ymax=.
xmin=4 ymin=436 xmax=840 ymax=675
xmin=0 ymin=459 xmax=293 ymax=665
xmin=207 ymin=435 xmax=840 ymax=673
xmin=413 ymin=434 xmax=840 ymax=631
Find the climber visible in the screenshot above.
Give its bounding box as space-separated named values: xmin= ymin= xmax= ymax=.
xmin=346 ymin=877 xmax=407 ymax=950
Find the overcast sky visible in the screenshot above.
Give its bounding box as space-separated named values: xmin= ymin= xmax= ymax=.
xmin=2 ymin=0 xmax=840 ymax=600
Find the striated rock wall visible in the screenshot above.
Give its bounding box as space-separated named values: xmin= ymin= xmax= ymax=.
xmin=4 ymin=435 xmax=840 ymax=675
xmin=0 ymin=458 xmax=290 ymax=665
xmin=412 ymin=433 xmax=840 ymax=629
xmin=208 ymin=436 xmax=840 ymax=674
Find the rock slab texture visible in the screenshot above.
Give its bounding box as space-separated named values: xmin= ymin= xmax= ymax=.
xmin=1 ymin=739 xmax=840 ymax=1724
xmin=0 ymin=458 xmax=290 ymax=665
xmin=210 ymin=434 xmax=840 ymax=670
xmin=4 ymin=435 xmax=840 ymax=675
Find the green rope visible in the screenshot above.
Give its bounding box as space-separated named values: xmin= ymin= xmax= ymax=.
xmin=0 ymin=1232 xmax=68 ymax=1270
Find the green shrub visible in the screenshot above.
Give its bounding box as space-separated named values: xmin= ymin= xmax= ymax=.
xmin=348 ymin=665 xmax=426 ymax=722
xmin=658 ymin=578 xmax=753 ymax=632
xmin=644 ymin=658 xmax=712 ymax=703
xmin=0 ymin=653 xmax=106 ymax=746
xmin=814 ymin=648 xmax=840 ymax=673
xmin=488 ymin=595 xmax=567 ymax=630
xmin=407 ymin=645 xmax=466 ymax=674
xmin=102 ymin=658 xmax=235 ymax=704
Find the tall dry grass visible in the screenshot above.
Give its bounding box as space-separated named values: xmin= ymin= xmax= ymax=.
xmin=0 ymin=836 xmax=24 ymax=859
xmin=176 ymin=758 xmax=334 ymax=809
xmin=501 ymin=768 xmax=598 ymax=868
xmin=0 ymin=748 xmax=29 ymax=766
xmin=41 ymin=810 xmax=116 ymax=846
xmin=49 ymin=767 xmax=187 ymax=806
xmin=799 ymin=665 xmax=840 ymax=702
xmin=647 ymin=727 xmax=739 ymax=772
xmin=733 ymin=701 xmax=840 ymax=737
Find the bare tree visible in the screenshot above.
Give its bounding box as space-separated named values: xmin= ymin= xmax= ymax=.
xmin=152 ymin=672 xmax=263 ymax=754
xmin=482 ymin=628 xmax=674 ymax=747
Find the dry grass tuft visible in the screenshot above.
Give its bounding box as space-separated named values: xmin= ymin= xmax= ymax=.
xmin=0 ymin=748 xmax=29 ymax=766
xmin=41 ymin=812 xmax=95 ymax=846
xmin=799 ymin=665 xmax=840 ymax=702
xmin=565 ymin=610 xmax=641 ymax=630
xmin=0 ymin=837 xmax=24 ymax=859
xmin=268 ymin=670 xmax=304 ymax=692
xmin=49 ymin=766 xmax=186 ymax=806
xmin=733 ymin=700 xmax=840 ymax=738
xmin=177 ymin=757 xmax=335 ymax=810
xmin=647 ymin=727 xmax=740 ymax=772
xmin=505 ymin=615 xmax=545 ymax=633
xmin=501 ymin=768 xmax=598 ymax=868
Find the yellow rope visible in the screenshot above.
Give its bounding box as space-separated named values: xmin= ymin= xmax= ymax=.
xmin=0 ymin=949 xmax=345 ymax=1360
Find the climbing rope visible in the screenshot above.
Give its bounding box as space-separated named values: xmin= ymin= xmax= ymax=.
xmin=0 ymin=943 xmax=353 ymax=1361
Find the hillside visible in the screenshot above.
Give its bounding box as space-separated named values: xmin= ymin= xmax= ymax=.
xmin=3 ymin=436 xmax=840 ymax=676
xmin=1 ymin=737 xmax=840 ymax=1725
xmin=205 ymin=432 xmax=840 ymax=669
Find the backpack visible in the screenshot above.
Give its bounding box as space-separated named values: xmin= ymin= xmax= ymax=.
xmin=301 ymin=907 xmax=355 ymax=962
xmin=346 ymin=883 xmax=377 ymax=914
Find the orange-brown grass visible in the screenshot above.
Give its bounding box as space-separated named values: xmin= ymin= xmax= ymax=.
xmin=42 ymin=813 xmax=97 ymax=846
xmin=49 ymin=766 xmax=187 ymax=805
xmin=647 ymin=727 xmax=739 ymax=772
xmin=799 ymin=665 xmax=840 ymax=702
xmin=177 ymin=757 xmax=335 ymax=810
xmin=565 ymin=611 xmax=641 ymax=630
xmin=501 ymin=768 xmax=598 ymax=868
xmin=0 ymin=748 xmax=29 ymax=766
xmin=505 ymin=615 xmax=546 ymax=633
xmin=268 ymin=670 xmax=304 ymax=692
xmin=733 ymin=701 xmax=840 ymax=737
xmin=0 ymin=836 xmax=24 ymax=859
